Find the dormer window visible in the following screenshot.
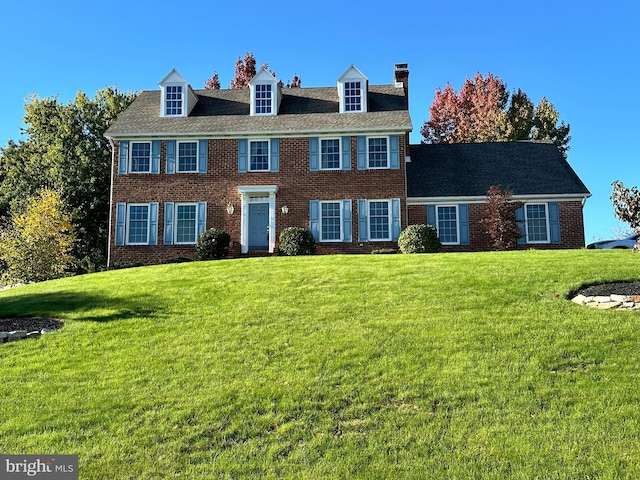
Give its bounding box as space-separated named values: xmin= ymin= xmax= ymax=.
xmin=344 ymin=81 xmax=362 ymax=112
xmin=337 ymin=65 xmax=368 ymax=113
xmin=249 ymin=69 xmax=280 ymax=116
xmin=255 ymin=84 xmax=273 ymax=114
xmin=164 ymin=85 xmax=183 ymax=116
xmin=158 ymin=69 xmax=198 ymax=118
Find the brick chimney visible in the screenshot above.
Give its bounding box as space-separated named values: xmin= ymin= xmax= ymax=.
xmin=394 ymin=63 xmax=409 ymax=105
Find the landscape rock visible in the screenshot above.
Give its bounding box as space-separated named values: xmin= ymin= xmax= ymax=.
xmin=8 ymin=330 xmax=27 ymax=341
xmin=571 ymin=295 xmax=588 ymax=305
xmin=611 ymin=294 xmax=628 ymax=303
xmin=593 ymin=296 xmax=612 ymax=303
xmin=597 ymin=302 xmax=621 ymax=310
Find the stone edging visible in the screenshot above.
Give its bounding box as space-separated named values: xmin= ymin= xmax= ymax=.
xmin=571 ymin=294 xmax=640 ymax=310
xmin=0 ymin=329 xmax=57 ymax=344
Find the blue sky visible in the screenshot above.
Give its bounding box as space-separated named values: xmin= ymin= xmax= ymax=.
xmin=1 ymin=0 xmax=638 ymax=243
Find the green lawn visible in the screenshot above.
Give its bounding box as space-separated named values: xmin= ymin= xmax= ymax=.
xmin=0 ymin=250 xmax=639 ymax=479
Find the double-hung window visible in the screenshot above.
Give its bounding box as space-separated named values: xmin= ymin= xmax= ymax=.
xmin=368 ymin=137 xmax=388 ymax=169
xmin=344 ymin=81 xmax=362 ymax=112
xmin=129 ymin=142 xmax=151 ymax=173
xmin=165 ymin=85 xmax=183 ymax=116
xmin=178 ymin=141 xmax=198 ymax=172
xmin=175 ymin=203 xmax=197 ymax=244
xmin=437 ymin=206 xmax=459 ymax=244
xmin=320 ymin=201 xmax=342 ymax=241
xmin=127 ymin=204 xmax=149 ymax=244
xmin=254 ymin=84 xmax=272 ymax=114
xmin=321 ymin=138 xmax=341 ymax=170
xmin=249 ymin=140 xmax=270 ymax=171
xmin=369 ymin=200 xmax=391 ymax=241
xmin=525 ymin=204 xmax=549 ymax=243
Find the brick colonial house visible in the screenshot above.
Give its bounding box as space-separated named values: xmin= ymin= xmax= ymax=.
xmin=105 ymin=64 xmax=589 ymax=265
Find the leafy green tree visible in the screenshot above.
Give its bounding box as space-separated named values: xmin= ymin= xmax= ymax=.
xmin=0 ymin=87 xmax=136 ymax=271
xmin=611 ymin=181 xmax=640 ymax=233
xmin=0 ymin=189 xmax=75 ymax=283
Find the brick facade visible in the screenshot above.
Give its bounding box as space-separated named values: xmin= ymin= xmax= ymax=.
xmin=408 ymin=200 xmax=586 ymax=252
xmin=109 ymin=136 xmax=408 ymax=265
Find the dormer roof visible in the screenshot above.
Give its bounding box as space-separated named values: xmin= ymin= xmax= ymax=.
xmin=105 ymin=64 xmax=411 ymax=139
xmin=337 ymin=65 xmax=368 ymax=113
xmin=249 ymin=68 xmax=280 ymax=116
xmin=158 ymin=69 xmax=199 ymax=118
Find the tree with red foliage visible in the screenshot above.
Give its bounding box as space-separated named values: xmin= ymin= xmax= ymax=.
xmin=421 ymin=73 xmax=571 ymax=157
xmin=205 ymin=53 xmax=301 ymax=90
xmin=480 ymin=185 xmax=522 ymax=251
xmin=204 ymin=72 xmax=220 ymax=90
xmin=230 ymin=52 xmax=258 ymax=89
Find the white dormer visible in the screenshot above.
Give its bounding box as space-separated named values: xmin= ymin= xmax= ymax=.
xmin=159 ymin=69 xmax=198 ymax=118
xmin=249 ymin=68 xmax=280 ymax=116
xmin=337 ymin=65 xmax=368 ymax=113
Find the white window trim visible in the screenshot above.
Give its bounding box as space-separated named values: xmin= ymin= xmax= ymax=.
xmin=319 ymin=200 xmax=343 ymax=242
xmin=319 ymin=137 xmax=342 ymax=171
xmin=125 ymin=203 xmax=150 ymax=245
xmin=248 ymin=139 xmax=271 ymax=172
xmin=436 ymin=205 xmax=460 ymax=245
xmin=367 ymin=136 xmax=390 ymax=170
xmin=367 ymin=199 xmax=392 ymax=242
xmin=128 ymin=141 xmax=152 ymax=174
xmin=343 ymin=81 xmax=363 ymax=113
xmin=525 ymin=203 xmax=551 ymax=244
xmin=162 ymin=83 xmax=185 ymax=117
xmin=253 ymin=83 xmax=273 ymax=116
xmin=176 ymin=140 xmax=199 ymax=173
xmin=173 ymin=202 xmax=199 ymax=245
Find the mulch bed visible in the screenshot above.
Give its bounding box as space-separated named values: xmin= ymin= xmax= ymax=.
xmin=0 ymin=317 xmax=64 ymax=332
xmin=569 ymin=281 xmax=640 ymax=298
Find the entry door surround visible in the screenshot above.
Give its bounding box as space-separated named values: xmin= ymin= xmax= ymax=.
xmin=238 ymin=185 xmax=278 ymax=254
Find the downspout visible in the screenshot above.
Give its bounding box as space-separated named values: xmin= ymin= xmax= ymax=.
xmin=106 ymin=136 xmax=115 ymax=268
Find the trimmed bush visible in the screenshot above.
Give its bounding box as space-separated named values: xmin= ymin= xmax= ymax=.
xmin=371 ymin=249 xmax=397 ymax=254
xmin=279 ymin=227 xmax=315 ymax=256
xmin=196 ymin=229 xmax=231 ymax=260
xmin=398 ymin=224 xmax=442 ymax=254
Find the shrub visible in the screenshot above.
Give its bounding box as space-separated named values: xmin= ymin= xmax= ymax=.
xmin=109 ymin=261 xmax=144 ymax=270
xmin=0 ymin=189 xmax=76 ymax=283
xmin=196 ymin=229 xmax=231 ymax=260
xmin=371 ymin=249 xmax=397 ymax=254
xmin=398 ymin=224 xmax=441 ymax=254
xmin=480 ymin=185 xmax=522 ymax=250
xmin=163 ymin=257 xmax=192 ymax=264
xmin=279 ymin=227 xmax=315 ymax=256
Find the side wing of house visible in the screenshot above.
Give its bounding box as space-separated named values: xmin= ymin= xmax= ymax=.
xmin=406 ymin=142 xmax=591 ymax=251
xmin=105 ymin=64 xmax=413 ymax=265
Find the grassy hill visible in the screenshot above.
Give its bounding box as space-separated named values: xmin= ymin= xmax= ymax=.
xmin=0 ymin=250 xmax=639 ymax=479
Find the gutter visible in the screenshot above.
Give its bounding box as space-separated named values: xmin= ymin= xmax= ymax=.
xmin=106 ymin=137 xmax=115 ymax=268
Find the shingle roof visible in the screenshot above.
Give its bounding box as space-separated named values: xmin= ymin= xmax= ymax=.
xmin=407 ymin=141 xmax=590 ymax=198
xmin=105 ymin=84 xmax=411 ymax=137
